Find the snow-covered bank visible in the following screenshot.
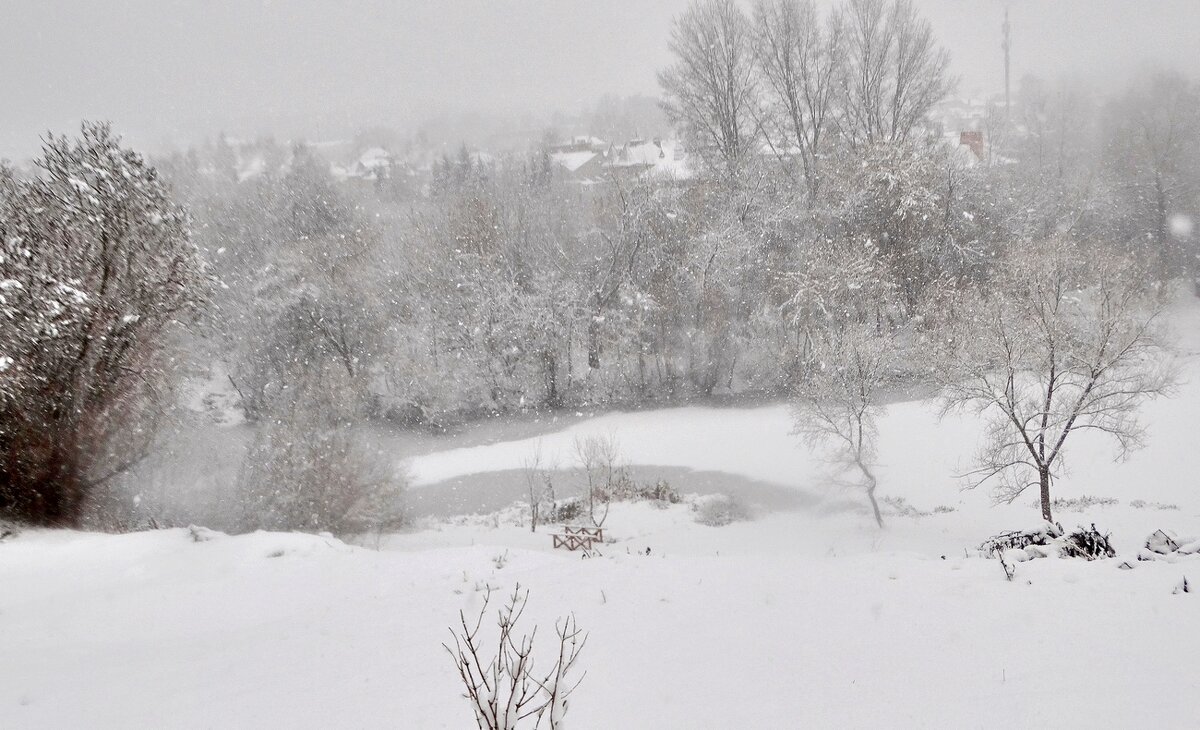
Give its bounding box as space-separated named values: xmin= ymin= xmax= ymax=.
xmin=406 ymin=292 xmax=1200 ymax=524
xmin=407 ymin=378 xmax=1200 ymax=519
xmin=0 ymin=502 xmax=1197 ymax=729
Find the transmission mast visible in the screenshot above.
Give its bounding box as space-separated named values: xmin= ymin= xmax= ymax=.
xmin=1002 ymin=6 xmax=1012 ymax=115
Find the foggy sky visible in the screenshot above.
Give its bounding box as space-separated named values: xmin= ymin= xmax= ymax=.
xmin=3 ymin=0 xmax=1200 ymax=159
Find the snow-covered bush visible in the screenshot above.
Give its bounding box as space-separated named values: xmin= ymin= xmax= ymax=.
xmin=609 ymin=477 xmax=681 ymax=505
xmin=1060 ymin=525 xmax=1116 ymax=560
xmin=548 ymin=498 xmax=584 ymax=525
xmin=444 ymin=584 xmax=586 ymax=729
xmin=692 ymin=493 xmax=750 ymax=527
xmin=980 ymin=523 xmax=1063 ymax=556
xmin=237 ymin=410 xmax=405 ymax=535
xmin=881 ymin=496 xmax=933 ymax=518
xmin=641 ymin=479 xmax=682 ymax=505
xmin=981 ymin=523 xmax=1115 ymax=562
xmin=235 ymin=336 xmax=405 ymax=535
xmin=1141 ymin=530 xmax=1200 ymax=559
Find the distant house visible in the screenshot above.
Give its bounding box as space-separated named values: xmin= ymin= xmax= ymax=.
xmin=550 ymin=136 xmax=606 ymax=153
xmin=959 ymin=130 xmax=985 ymax=162
xmin=549 ymin=148 xmax=607 ymax=183
xmin=603 ymin=138 xmax=691 ymax=181
xmin=549 ymin=136 xmax=609 ymax=183
xmin=346 ymin=146 xmax=394 ymax=181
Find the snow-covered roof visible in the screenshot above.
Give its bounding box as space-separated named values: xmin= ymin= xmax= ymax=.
xmin=236 ymin=155 xmax=266 ymax=182
xmin=604 ymin=139 xmax=691 ymax=179
xmin=949 ymin=140 xmax=982 ymax=168
xmin=570 ymin=135 xmax=605 ymax=147
xmin=357 ymin=147 xmax=392 ymax=169
xmin=550 ymin=150 xmax=600 ymax=173
xmin=550 ymin=135 xmax=608 ymax=154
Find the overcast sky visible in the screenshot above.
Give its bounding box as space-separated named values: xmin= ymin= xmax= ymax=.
xmin=3 ymin=0 xmax=1199 ymax=158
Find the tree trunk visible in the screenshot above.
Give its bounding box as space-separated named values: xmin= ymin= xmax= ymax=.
xmin=1155 ymin=173 xmax=1170 ymax=275
xmin=866 ymin=481 xmax=883 ymax=529
xmin=857 ymin=457 xmax=883 ymax=529
xmin=587 ymin=317 xmax=601 ymax=370
xmin=1039 ymin=467 xmax=1053 ymax=523
xmin=542 ymin=349 xmax=558 ymax=407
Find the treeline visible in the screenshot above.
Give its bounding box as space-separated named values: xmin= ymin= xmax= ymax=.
xmin=162 ymin=6 xmax=1199 ymax=429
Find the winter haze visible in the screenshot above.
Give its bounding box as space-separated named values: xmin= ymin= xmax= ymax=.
xmin=4 ymin=0 xmax=1200 ymax=156
xmin=2 ymin=0 xmax=1199 ymax=728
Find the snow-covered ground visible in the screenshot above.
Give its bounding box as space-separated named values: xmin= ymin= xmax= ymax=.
xmin=2 ymin=299 xmax=1199 ymax=728
xmin=2 ymin=503 xmax=1197 ymax=728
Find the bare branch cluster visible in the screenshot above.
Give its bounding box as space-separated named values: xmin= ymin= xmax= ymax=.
xmin=661 ymin=0 xmax=953 ymax=186
xmin=573 ymin=433 xmax=626 ymax=529
xmin=444 ymin=585 xmax=587 ymax=730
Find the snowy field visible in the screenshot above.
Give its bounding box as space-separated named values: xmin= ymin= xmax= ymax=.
xmin=2 ymin=303 xmax=1199 ymax=728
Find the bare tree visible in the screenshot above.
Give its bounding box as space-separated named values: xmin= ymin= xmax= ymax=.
xmin=444 ymin=584 xmax=587 ymax=730
xmin=834 ymin=0 xmax=953 ymax=148
xmin=521 ymin=441 xmax=545 ymax=533
xmin=791 ymin=324 xmax=897 ymax=527
xmin=937 ymin=238 xmax=1176 ymax=523
xmin=573 ymin=433 xmax=623 ymax=529
xmin=659 ymin=0 xmax=759 ymax=180
xmin=751 ymin=0 xmax=844 ymax=200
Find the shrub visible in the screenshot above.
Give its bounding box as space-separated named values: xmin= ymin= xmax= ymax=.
xmin=692 ymin=494 xmax=750 ymax=527
xmin=236 ymin=401 xmax=405 ymax=535
xmin=981 ymin=522 xmax=1115 ymax=561
xmin=609 ymin=476 xmax=681 ymax=505
xmin=549 ymin=499 xmax=583 ymax=524
xmin=1061 ymin=524 xmax=1116 ymax=560
xmin=1130 ymin=499 xmax=1180 ymax=511
xmin=643 ymin=479 xmax=682 ymax=504
xmin=1031 ymin=495 xmax=1119 ymax=512
xmin=444 ymin=584 xmax=586 ymax=729
xmin=881 ymin=496 xmax=930 ymax=518
xmin=980 ymin=523 xmax=1062 ymax=555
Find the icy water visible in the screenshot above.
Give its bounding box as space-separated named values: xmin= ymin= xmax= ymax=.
xmin=406 ymin=465 xmax=826 ymax=518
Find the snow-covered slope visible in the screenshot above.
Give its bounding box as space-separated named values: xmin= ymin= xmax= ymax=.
xmin=1 ymin=508 xmax=1197 ymax=729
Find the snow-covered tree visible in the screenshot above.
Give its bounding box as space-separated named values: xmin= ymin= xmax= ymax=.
xmin=0 ymin=123 xmax=209 ymax=525
xmin=937 ymin=238 xmax=1175 ymax=522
